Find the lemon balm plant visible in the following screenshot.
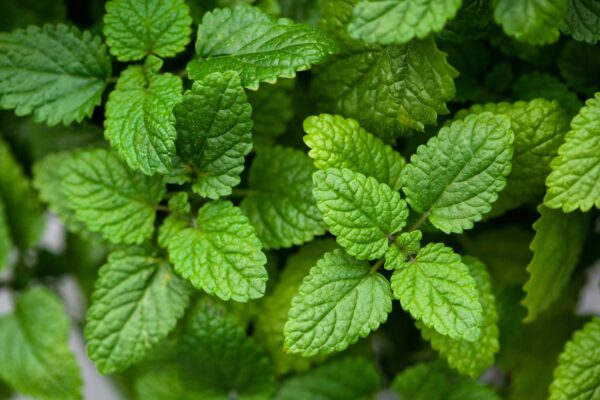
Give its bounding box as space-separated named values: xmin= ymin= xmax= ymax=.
xmin=0 ymin=0 xmax=599 ymax=399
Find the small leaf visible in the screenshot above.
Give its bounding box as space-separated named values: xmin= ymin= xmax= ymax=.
xmin=157 ymin=192 xmax=192 ymax=249
xmin=384 ymin=230 xmax=422 ymax=271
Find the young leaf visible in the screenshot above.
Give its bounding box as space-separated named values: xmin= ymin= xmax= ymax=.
xmin=85 ymin=248 xmax=192 ymax=374
xmin=561 ymin=0 xmax=600 ymax=45
xmin=173 ymin=71 xmax=252 ymax=199
xmin=401 ymin=112 xmax=514 ymax=233
xmin=0 ymin=138 xmax=45 ymax=249
xmin=303 ymin=114 xmax=405 ymax=190
xmin=417 ymin=257 xmax=500 ymax=377
xmin=0 ymin=198 xmax=12 ymax=271
xmin=275 ymin=357 xmax=380 ymax=400
xmin=313 ymin=168 xmax=408 ymax=260
xmin=60 ymin=148 xmax=166 ymax=245
xmin=284 ymin=249 xmax=392 ymax=356
xmin=157 ymin=192 xmax=192 ymax=249
xmin=105 ymin=56 xmax=182 ymax=175
xmin=549 ymin=318 xmax=600 ymax=400
xmin=103 ymin=0 xmax=192 ymax=61
xmin=390 ymin=243 xmax=483 ymax=341
xmin=240 ymin=146 xmax=326 ymax=249
xmin=493 ymin=0 xmax=567 ymax=45
xmin=348 ymin=0 xmax=462 ymax=45
xmin=522 ymin=206 xmax=589 ymax=322
xmin=166 ymin=200 xmax=268 ymax=302
xmin=0 ymin=24 xmax=111 ymax=126
xmin=385 ymin=230 xmax=422 ymax=271
xmin=187 ymin=6 xmax=337 ymax=89
xmin=0 ymin=288 xmax=81 ymax=400
xmin=544 ymin=93 xmax=600 ymax=212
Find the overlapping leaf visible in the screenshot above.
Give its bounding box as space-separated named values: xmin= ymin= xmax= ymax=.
xmin=561 ymin=0 xmax=600 ymax=44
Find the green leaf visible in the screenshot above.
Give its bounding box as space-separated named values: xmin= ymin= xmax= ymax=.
xmin=313 ymin=168 xmax=408 ymax=260
xmin=312 ymin=37 xmax=457 ymax=139
xmin=0 ymin=137 xmax=45 ymax=249
xmin=0 ymin=24 xmax=111 ymax=126
xmin=558 ymin=41 xmax=600 ymax=97
xmin=0 ymin=198 xmax=12 ymax=271
xmin=275 ymin=357 xmax=380 ymax=400
xmin=85 ymin=248 xmax=192 ymax=374
xmin=0 ymin=287 xmax=81 ymax=400
xmin=60 ymin=148 xmax=166 ymax=244
xmin=384 ymin=230 xmax=422 ymax=271
xmin=549 ymin=318 xmax=600 ymax=400
xmin=417 ymin=257 xmax=499 ymax=377
xmin=187 ymin=6 xmax=337 ymax=89
xmin=390 ymin=243 xmax=483 ymax=341
xmin=173 ymin=71 xmax=252 ymax=199
xmin=157 ymin=192 xmax=192 ymax=249
xmin=105 ymin=56 xmax=182 ymax=175
xmin=240 ymin=146 xmax=326 ymax=249
xmin=103 ymin=0 xmax=192 ymax=61
xmin=348 ymin=0 xmax=462 ymax=45
xmin=561 ymin=0 xmax=600 ymax=44
xmin=493 ymin=0 xmax=567 ymax=45
xmin=401 ymin=112 xmax=514 ymax=233
xmin=248 ymin=79 xmax=295 ymax=146
xmin=303 ymin=114 xmax=405 ymax=190
xmin=166 ymin=200 xmax=267 ymax=302
xmin=522 ymin=206 xmax=589 ymax=322
xmin=511 ymin=72 xmax=583 ymax=117
xmin=284 ymin=249 xmax=392 ymax=356
xmin=255 ymin=239 xmax=338 ymax=375
xmin=544 ymin=93 xmax=600 ymax=212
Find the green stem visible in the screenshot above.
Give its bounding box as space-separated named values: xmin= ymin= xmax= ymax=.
xmin=408 ymin=210 xmax=429 ymax=232
xmin=370 ymin=258 xmax=385 ymax=274
xmin=229 ymin=188 xmax=254 ymax=198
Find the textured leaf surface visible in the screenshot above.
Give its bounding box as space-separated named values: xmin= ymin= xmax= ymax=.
xmin=188 ymin=6 xmax=337 ymax=89
xmin=493 ymin=0 xmax=567 ymax=45
xmin=313 ymin=37 xmax=457 ymax=139
xmin=418 ymin=257 xmax=499 ymax=377
xmin=384 ymin=230 xmax=422 ymax=271
xmin=167 ymin=201 xmax=267 ymax=302
xmin=545 ymin=93 xmax=600 ymax=212
xmin=0 ymin=24 xmax=110 ymax=125
xmin=85 ymin=248 xmax=191 ymax=374
xmin=549 ymin=318 xmax=600 ymax=400
xmin=105 ymin=56 xmax=182 ymax=175
xmin=562 ymin=0 xmax=600 ymax=44
xmin=0 ymin=199 xmax=10 ymax=270
xmin=60 ymin=149 xmax=165 ymax=244
xmin=0 ymin=138 xmax=44 ymax=249
xmin=391 ymin=243 xmax=483 ymax=341
xmin=511 ymin=72 xmax=583 ymax=117
xmin=522 ymin=206 xmax=589 ymax=322
xmin=104 ymin=0 xmax=192 ymax=61
xmin=157 ymin=192 xmax=192 ymax=249
xmin=240 ymin=146 xmax=326 ymax=249
xmin=348 ymin=0 xmax=462 ymax=45
xmin=284 ymin=249 xmax=392 ymax=356
xmin=275 ymin=358 xmax=380 ymax=400
xmin=173 ymin=71 xmax=252 ymax=199
xmin=313 ymin=168 xmax=408 ymax=260
xmin=401 ymin=112 xmax=513 ymax=233
xmin=303 ymin=114 xmax=405 ymax=190
xmin=0 ymin=288 xmax=81 ymax=400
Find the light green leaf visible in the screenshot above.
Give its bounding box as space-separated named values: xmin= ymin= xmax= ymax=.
xmin=60 ymin=148 xmax=166 ymax=244
xmin=255 ymin=239 xmax=338 ymax=375
xmin=313 ymin=168 xmax=408 ymax=260
xmin=240 ymin=146 xmax=326 ymax=249
xmin=390 ymin=243 xmax=483 ymax=341
xmin=418 ymin=257 xmax=499 ymax=377
xmin=384 ymin=230 xmax=422 ymax=271
xmin=401 ymin=112 xmax=513 ymax=233
xmin=103 ymin=0 xmax=192 ymax=61
xmin=187 ymin=6 xmax=337 ymax=89
xmin=545 ymin=93 xmax=600 ymax=212
xmin=303 ymin=114 xmax=405 ymax=190
xmin=85 ymin=248 xmax=192 ymax=374
xmin=549 ymin=318 xmax=600 ymax=400
xmin=173 ymin=71 xmax=252 ymax=199
xmin=348 ymin=0 xmax=462 ymax=45
xmin=284 ymin=249 xmax=392 ymax=356
xmin=312 ymin=37 xmax=457 ymax=139
xmin=493 ymin=0 xmax=567 ymax=45
xmin=167 ymin=200 xmax=267 ymax=302
xmin=0 ymin=137 xmax=44 ymax=249
xmin=558 ymin=41 xmax=600 ymax=97
xmin=105 ymin=56 xmax=182 ymax=175
xmin=0 ymin=287 xmax=81 ymax=400
xmin=561 ymin=0 xmax=600 ymax=45
xmin=0 ymin=198 xmax=12 ymax=271
xmin=158 ymin=192 xmax=192 ymax=249
xmin=0 ymin=24 xmax=111 ymax=126
xmin=522 ymin=206 xmax=589 ymax=322
xmin=511 ymin=72 xmax=583 ymax=117
xmin=275 ymin=357 xmax=380 ymax=400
